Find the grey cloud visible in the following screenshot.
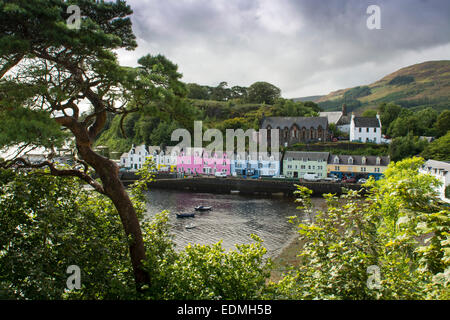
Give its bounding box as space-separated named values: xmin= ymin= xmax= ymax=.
xmin=119 ymin=0 xmax=450 ymax=97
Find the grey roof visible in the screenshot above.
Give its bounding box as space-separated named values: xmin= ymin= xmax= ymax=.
xmin=262 ymin=117 xmax=328 ymax=129
xmin=284 ymin=151 xmax=329 ymax=161
xmin=337 ymin=115 xmax=351 ymax=126
xmin=353 ymin=117 xmax=380 ymax=128
xmin=319 ymin=112 xmax=343 ymax=124
xmin=329 ymin=154 xmax=390 ymax=166
xmin=234 ymin=151 xmax=281 ymax=161
xmin=147 ymin=146 xmax=161 ymax=154
xmin=422 ymin=160 xmax=450 ymax=172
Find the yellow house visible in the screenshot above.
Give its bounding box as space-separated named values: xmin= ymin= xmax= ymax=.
xmin=327 ymin=154 xmax=390 ymax=180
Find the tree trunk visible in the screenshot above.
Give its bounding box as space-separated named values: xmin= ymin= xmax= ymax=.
xmin=77 ymin=144 xmax=150 ymax=289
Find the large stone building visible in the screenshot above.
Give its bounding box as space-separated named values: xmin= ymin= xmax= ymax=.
xmin=261 ymin=116 xmax=329 ymax=147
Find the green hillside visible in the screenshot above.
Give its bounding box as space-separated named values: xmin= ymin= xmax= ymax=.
xmin=316 ymin=60 xmax=450 ymax=114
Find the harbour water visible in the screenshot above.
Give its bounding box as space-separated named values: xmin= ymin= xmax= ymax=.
xmin=144 ymin=189 xmax=323 ymax=258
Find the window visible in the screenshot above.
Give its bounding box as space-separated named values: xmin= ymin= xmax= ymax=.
xmin=374 ymin=128 xmax=377 ymax=133
xmin=301 ymin=165 xmax=305 ymax=169
xmin=335 ymin=166 xmax=340 ymax=171
xmin=359 ymin=128 xmax=362 ymax=133
xmin=361 ymin=167 xmax=366 ymax=172
xmin=366 ymin=128 xmax=369 ymax=133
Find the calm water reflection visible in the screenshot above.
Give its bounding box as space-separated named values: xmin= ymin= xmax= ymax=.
xmin=144 ymin=189 xmax=310 ymax=258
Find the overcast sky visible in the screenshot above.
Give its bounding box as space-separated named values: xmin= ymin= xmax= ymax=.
xmin=116 ymin=0 xmax=450 ymax=98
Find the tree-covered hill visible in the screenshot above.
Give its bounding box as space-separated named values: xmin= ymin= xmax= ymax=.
xmin=315 ymin=60 xmax=450 ymax=114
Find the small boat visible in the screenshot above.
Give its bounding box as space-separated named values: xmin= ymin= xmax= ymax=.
xmin=194 ymin=206 xmax=212 ymax=211
xmin=185 ymin=223 xmax=196 ymax=229
xmin=176 ymin=213 xmax=195 ymax=218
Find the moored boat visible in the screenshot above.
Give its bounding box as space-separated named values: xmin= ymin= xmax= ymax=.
xmin=176 ymin=212 xmax=195 ymax=218
xmin=194 ymin=206 xmax=212 ymax=211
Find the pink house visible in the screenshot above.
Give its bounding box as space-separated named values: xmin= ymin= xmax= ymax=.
xmin=177 ymin=147 xmax=231 ymax=176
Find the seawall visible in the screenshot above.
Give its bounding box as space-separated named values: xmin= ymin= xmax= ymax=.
xmin=121 ymin=173 xmax=364 ymax=197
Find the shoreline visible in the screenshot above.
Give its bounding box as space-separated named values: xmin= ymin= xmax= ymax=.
xmin=269 ymin=198 xmax=329 ymax=282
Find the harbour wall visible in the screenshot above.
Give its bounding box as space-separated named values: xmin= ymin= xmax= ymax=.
xmin=121 ymin=174 xmax=364 ymax=197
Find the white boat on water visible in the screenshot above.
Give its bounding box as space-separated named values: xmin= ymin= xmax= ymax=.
xmin=185 ymin=223 xmax=196 ymax=229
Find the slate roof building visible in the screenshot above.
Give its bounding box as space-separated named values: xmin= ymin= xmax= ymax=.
xmin=349 ymin=113 xmax=382 ymax=144
xmin=283 ymin=151 xmax=329 ymax=178
xmin=319 ymin=104 xmax=351 ymax=133
xmin=261 ymin=116 xmax=329 ymax=147
xmin=327 ymin=154 xmax=390 ymax=179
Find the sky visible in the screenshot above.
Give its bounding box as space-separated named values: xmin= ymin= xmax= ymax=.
xmin=116 ymin=0 xmax=450 ymax=99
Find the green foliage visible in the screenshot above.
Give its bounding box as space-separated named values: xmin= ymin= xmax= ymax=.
xmin=247 ymin=81 xmax=281 ymax=105
xmin=0 ymin=170 xmax=136 ymax=299
xmin=389 ymin=134 xmax=428 ymax=161
xmin=343 ymin=86 xmax=371 ymax=100
xmin=421 ymin=131 xmax=450 ymax=161
xmin=269 ymin=158 xmax=449 ymax=300
xmin=0 ymin=107 xmax=68 ymax=149
xmin=435 ymin=110 xmax=450 ymax=137
xmin=361 ymin=109 xmax=377 ymax=117
xmin=388 ymin=75 xmax=415 ymax=86
xmin=289 ymin=141 xmax=388 ymax=157
xmin=318 ymin=98 xmax=361 ymax=113
xmin=186 ymin=82 xmax=248 ymax=102
xmin=271 ymin=98 xmax=320 ymax=117
xmin=144 ymin=234 xmax=271 ymax=300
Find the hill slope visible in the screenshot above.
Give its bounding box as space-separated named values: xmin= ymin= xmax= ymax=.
xmin=316 ymin=60 xmax=450 ymax=113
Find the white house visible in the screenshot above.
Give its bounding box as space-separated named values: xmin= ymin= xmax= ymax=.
xmin=120 ymin=144 xmax=152 ymax=171
xmin=419 ymin=160 xmax=450 ymax=203
xmin=350 ymin=113 xmax=382 ymax=144
xmin=154 ymin=146 xmax=178 ymax=172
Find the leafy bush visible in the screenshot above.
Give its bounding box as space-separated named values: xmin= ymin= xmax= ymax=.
xmin=268 ymin=158 xmax=449 ymax=300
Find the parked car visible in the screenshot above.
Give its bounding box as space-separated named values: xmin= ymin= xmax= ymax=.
xmin=214 ymin=172 xmax=227 ymax=178
xmin=358 ymin=178 xmax=368 ymax=184
xmin=303 ymin=173 xmax=321 ymax=182
xmin=324 ymin=175 xmax=340 ymax=182
xmin=343 ymin=177 xmax=356 ymax=183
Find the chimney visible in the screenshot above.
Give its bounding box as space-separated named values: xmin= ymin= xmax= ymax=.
xmin=342 ymin=104 xmax=347 ymax=116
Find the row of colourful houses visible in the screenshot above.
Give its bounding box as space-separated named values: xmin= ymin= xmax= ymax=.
xmin=283 ymin=151 xmax=390 ymax=180
xmin=120 ymin=145 xmax=390 ymax=180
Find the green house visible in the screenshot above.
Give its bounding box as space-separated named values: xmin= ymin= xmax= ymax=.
xmin=283 ymin=151 xmax=329 ymax=179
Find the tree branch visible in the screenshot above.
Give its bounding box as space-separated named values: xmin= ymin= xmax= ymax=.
xmin=0 ymin=157 xmax=106 ymax=195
